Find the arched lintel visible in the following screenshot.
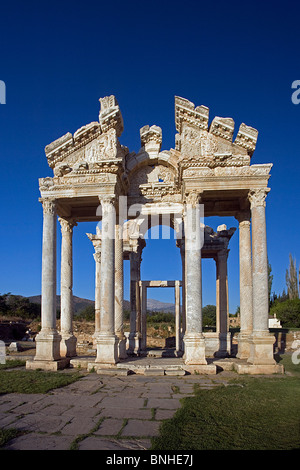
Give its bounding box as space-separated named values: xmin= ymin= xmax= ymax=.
xmin=126 ymin=150 xmax=178 ymax=180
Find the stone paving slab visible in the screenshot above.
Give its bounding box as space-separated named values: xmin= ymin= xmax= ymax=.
xmin=122 ymin=419 xmax=161 ymax=437
xmin=99 ymin=407 xmax=152 ymax=420
xmin=0 ymin=370 xmax=234 ymax=450
xmin=146 ymin=397 xmax=182 ymax=409
xmin=94 ymin=418 xmax=125 ymax=436
xmin=99 ymin=396 xmax=146 ymax=409
xmin=78 ymin=436 xmax=151 ymax=450
xmin=4 ymin=433 xmax=74 ymax=450
xmin=61 ymin=416 xmax=102 ymax=436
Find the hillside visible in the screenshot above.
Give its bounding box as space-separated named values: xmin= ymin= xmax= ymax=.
xmin=28 ymin=295 xmax=175 ymax=314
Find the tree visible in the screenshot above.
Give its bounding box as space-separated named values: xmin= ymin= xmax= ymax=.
xmin=286 ymin=254 xmax=299 ymax=300
xmin=270 ymin=298 xmax=300 ymax=328
xmin=0 ymin=294 xmax=40 ymax=319
xmin=202 ymin=305 xmax=216 ymax=327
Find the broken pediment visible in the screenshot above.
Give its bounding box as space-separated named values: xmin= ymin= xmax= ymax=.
xmin=42 ymin=94 xmax=261 ymax=189
xmin=174 ymin=96 xmax=258 ymax=168
xmin=45 ymin=96 xmax=126 ymax=176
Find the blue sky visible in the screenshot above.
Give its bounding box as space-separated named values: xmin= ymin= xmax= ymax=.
xmin=0 ymin=0 xmax=299 ymax=313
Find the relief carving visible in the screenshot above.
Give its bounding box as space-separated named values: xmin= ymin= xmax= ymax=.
xmin=129 ymin=164 xmax=176 ymax=196
xmin=248 ymin=189 xmax=270 ymax=208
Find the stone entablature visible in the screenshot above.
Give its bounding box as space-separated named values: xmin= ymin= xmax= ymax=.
xmin=38 ymin=95 xmax=271 ymax=217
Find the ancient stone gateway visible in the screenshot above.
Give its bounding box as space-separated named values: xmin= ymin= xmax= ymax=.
xmin=26 ymin=95 xmax=283 ymax=374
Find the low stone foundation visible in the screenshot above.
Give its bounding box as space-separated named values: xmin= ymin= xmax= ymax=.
xmin=69 ymin=355 xmax=284 ymax=376
xmin=26 ymin=358 xmax=70 ymax=371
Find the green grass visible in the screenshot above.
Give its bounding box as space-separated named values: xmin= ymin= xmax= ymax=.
xmin=0 ymin=369 xmax=83 ymax=394
xmin=151 ymin=357 xmax=300 ymax=450
xmin=0 ymin=359 xmax=26 ymax=370
xmin=0 ymin=364 xmax=83 ymax=448
xmin=0 ymin=428 xmax=24 ymax=447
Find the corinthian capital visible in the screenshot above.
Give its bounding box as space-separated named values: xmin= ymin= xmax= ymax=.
xmin=185 ymin=190 xmax=203 ymax=207
xmin=41 ymin=198 xmax=56 ymax=215
xmin=248 ymin=189 xmax=269 ymax=208
xmin=58 ymin=217 xmax=77 ymax=234
xmin=99 ymin=194 xmax=116 ymax=207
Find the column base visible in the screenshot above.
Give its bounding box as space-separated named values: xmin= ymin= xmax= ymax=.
xmin=116 ymin=332 xmax=127 ymax=360
xmin=236 ymin=331 xmax=252 ymax=360
xmin=60 ymin=333 xmax=77 ymax=358
xmin=204 ymin=332 xmax=231 ymax=358
xmin=26 ymin=357 xmax=70 ymax=371
xmin=95 ymin=334 xmax=119 ymax=365
xmin=34 ymin=329 xmax=61 ymax=362
xmin=247 ymin=331 xmax=276 ymax=365
xmin=235 ymin=362 xmax=284 ymax=375
xmin=128 ymin=333 xmax=141 ymax=356
xmin=92 ymin=332 xmax=98 ymax=350
xmin=183 ymin=334 xmax=207 ymax=365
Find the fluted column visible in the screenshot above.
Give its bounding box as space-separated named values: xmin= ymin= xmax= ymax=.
xmin=216 ymin=249 xmax=230 ymax=356
xmin=183 ymin=192 xmax=207 ymax=365
xmin=128 ymin=251 xmax=141 ymax=355
xmin=95 ymin=197 xmax=118 ymax=365
xmin=177 ymin=238 xmax=186 ymax=349
xmin=34 ymin=199 xmax=61 ymax=362
xmin=115 ymin=224 xmax=127 ymax=359
xmin=175 ymin=280 xmax=181 ymax=355
xmin=59 ymin=217 xmax=77 ymax=357
xmin=93 ymin=246 xmax=101 ymax=343
xmin=235 ymin=210 xmax=253 ymax=359
xmin=248 ymin=189 xmax=275 ymax=365
xmin=140 ymin=282 xmax=147 ymax=352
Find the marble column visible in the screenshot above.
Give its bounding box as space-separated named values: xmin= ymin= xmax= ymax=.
xmin=115 ymin=224 xmax=127 ymax=359
xmin=34 ymin=199 xmax=61 ymax=362
xmin=128 ymin=251 xmax=141 ymax=355
xmin=175 ymin=280 xmax=181 ymax=355
xmin=216 ymin=249 xmax=230 ymax=357
xmin=235 ymin=210 xmax=253 ymax=359
xmin=86 ymin=230 xmax=101 ymax=347
xmin=140 ymin=282 xmax=147 ymax=352
xmin=59 ymin=217 xmax=77 ymax=357
xmin=93 ymin=246 xmax=101 ymax=345
xmin=177 ymin=238 xmax=186 ymax=349
xmin=95 ymin=197 xmax=118 ymax=365
xmin=247 ymin=189 xmax=275 ymax=365
xmin=183 ymin=192 xmax=207 ymax=365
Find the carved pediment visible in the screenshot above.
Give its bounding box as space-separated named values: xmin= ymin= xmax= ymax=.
xmin=128 ymin=163 xmax=179 ymax=201
xmin=45 ymin=96 xmax=126 ymax=177
xmin=40 ymin=95 xmax=266 ymax=203
xmin=174 ymin=96 xmax=258 ymax=169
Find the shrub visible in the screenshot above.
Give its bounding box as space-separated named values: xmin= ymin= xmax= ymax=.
xmin=0 ymin=294 xmax=40 ymax=320
xmin=76 ymin=305 xmax=95 ymax=321
xmin=147 ymin=312 xmax=175 ymax=324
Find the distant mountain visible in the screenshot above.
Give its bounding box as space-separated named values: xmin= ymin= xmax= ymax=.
xmin=146 ymin=298 xmax=175 ymax=313
xmin=28 ymin=295 xmax=175 ymax=314
xmin=28 ymin=295 xmax=94 ymax=315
